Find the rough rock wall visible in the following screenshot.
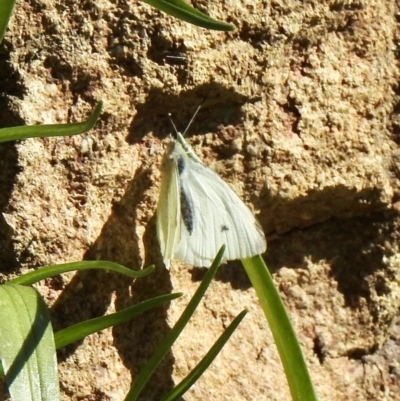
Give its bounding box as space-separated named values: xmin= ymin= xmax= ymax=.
xmin=1 ymin=0 xmax=400 ymax=400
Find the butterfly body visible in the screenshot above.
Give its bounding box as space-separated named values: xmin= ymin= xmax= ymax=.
xmin=157 ymin=132 xmax=266 ymax=268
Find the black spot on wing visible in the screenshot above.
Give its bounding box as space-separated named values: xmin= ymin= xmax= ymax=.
xmin=177 ymin=156 xmax=185 ymax=175
xmin=180 ymin=186 xmax=194 ymax=234
xmin=177 ymin=156 xmax=194 ymax=233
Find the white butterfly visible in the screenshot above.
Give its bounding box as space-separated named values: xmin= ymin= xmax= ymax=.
xmin=156 ymin=114 xmax=266 ymax=268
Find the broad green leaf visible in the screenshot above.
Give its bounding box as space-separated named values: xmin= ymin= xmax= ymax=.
xmin=141 ymin=0 xmax=235 ymax=31
xmin=0 ymin=101 xmax=102 ymax=143
xmin=0 ymin=284 xmax=59 ymax=401
xmin=241 ymin=256 xmax=318 ymax=401
xmin=0 ymin=0 xmax=16 ymax=43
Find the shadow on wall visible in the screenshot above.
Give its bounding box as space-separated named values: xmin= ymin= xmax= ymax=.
xmin=188 ymin=182 xmax=392 ymax=299
xmin=127 ymin=82 xmax=258 ymax=144
xmin=50 ymin=161 xmax=176 ymax=399
xmin=0 ymin=48 xmax=27 ymax=272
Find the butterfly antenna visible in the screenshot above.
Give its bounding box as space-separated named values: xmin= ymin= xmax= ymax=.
xmin=182 ymin=104 xmax=202 ymax=136
xmin=167 ymin=113 xmax=179 ymax=136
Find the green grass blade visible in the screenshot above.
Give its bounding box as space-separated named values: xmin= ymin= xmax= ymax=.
xmin=0 ymin=101 xmax=103 ymax=143
xmin=55 ymin=293 xmax=182 ymax=349
xmin=241 ymin=256 xmax=318 ymax=401
xmin=0 ymin=285 xmax=59 ymax=401
xmin=8 ymin=260 xmax=155 ymax=286
xmin=124 ymin=245 xmax=226 ymax=401
xmin=0 ymin=0 xmax=16 ymax=43
xmin=160 ymin=309 xmax=248 ymax=401
xmin=141 ymin=0 xmax=235 ymax=31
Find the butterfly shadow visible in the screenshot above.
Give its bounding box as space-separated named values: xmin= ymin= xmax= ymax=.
xmin=267 ymin=211 xmax=394 ymax=306
xmin=258 ymin=184 xmax=394 ymax=307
